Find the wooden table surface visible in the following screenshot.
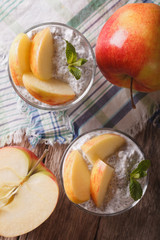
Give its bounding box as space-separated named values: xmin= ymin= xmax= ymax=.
xmin=0 ymin=121 xmax=160 ymax=240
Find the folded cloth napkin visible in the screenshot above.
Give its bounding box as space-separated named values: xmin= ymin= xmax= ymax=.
xmin=0 ymin=0 xmax=160 ymax=147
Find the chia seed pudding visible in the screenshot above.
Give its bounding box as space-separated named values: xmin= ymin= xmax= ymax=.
xmin=9 ymin=23 xmax=95 ymax=110
xmin=61 ymin=129 xmax=148 ymax=215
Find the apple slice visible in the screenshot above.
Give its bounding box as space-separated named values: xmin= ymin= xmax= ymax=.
xmin=30 ymin=27 xmax=54 ymax=80
xmin=9 ymin=33 xmax=31 ymax=86
xmin=90 ymin=159 xmax=114 ymax=207
xmin=63 ymin=150 xmax=90 ymax=204
xmin=23 ymin=72 xmax=75 ymax=105
xmin=0 ymin=146 xmax=59 ymax=237
xmin=81 ymin=133 xmax=126 ymax=164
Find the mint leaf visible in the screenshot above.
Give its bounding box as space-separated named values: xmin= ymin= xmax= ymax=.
xmin=68 ymin=66 xmax=81 ymax=80
xmin=130 ymin=159 xmax=150 ymax=179
xmin=130 ymin=168 xmax=141 ymax=179
xmin=130 ymin=168 xmax=147 ymax=179
xmin=129 ymin=178 xmax=142 ymax=201
xmin=69 ymin=58 xmax=87 ymax=67
xmin=64 ymin=40 xmax=88 ymax=80
xmin=65 ymin=40 xmax=77 ymax=64
xmin=137 ymin=159 xmax=151 ymax=171
xmin=129 ymin=159 xmax=150 ymax=201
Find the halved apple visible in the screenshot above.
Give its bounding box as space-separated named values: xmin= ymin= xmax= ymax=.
xmin=9 ymin=33 xmax=31 ymax=86
xmin=30 ymin=27 xmax=54 ymax=80
xmin=81 ymin=133 xmax=126 ymax=164
xmin=23 ymin=72 xmax=75 ymax=105
xmin=90 ymin=159 xmax=114 ymax=207
xmin=0 ymin=146 xmax=59 ymax=237
xmin=63 ymin=150 xmax=90 ymax=204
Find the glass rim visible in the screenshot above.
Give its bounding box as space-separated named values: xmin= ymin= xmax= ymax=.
xmin=8 ymin=22 xmax=96 ymax=111
xmin=60 ymin=128 xmax=149 ymax=217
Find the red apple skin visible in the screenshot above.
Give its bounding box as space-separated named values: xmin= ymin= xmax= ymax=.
xmin=0 ymin=146 xmax=57 ymax=183
xmin=96 ymin=3 xmax=160 ymax=92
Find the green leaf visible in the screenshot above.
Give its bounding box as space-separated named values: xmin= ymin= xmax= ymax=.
xmin=137 ymin=159 xmax=151 ymax=171
xmin=65 ymin=40 xmax=77 ymax=64
xmin=69 ymin=58 xmax=87 ymax=67
xmin=130 ymin=159 xmax=150 ymax=179
xmin=130 ymin=169 xmax=141 ymax=179
xmin=130 ymin=168 xmax=146 ymax=179
xmin=68 ymin=66 xmax=81 ymax=80
xmin=129 ymin=178 xmax=143 ymax=201
xmin=129 ymin=159 xmax=150 ymax=201
xmin=64 ymin=40 xmax=88 ymax=80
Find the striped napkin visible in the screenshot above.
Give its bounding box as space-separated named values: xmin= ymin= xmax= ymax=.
xmin=0 ymin=0 xmax=160 ymax=147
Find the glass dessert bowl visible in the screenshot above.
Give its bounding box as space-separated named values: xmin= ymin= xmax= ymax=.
xmin=8 ymin=22 xmax=96 ymax=111
xmin=60 ymin=128 xmax=149 ymax=216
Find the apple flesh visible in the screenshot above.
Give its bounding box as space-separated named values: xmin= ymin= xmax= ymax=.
xmin=96 ymin=3 xmax=160 ymax=92
xmin=90 ymin=159 xmax=114 ymax=207
xmin=0 ymin=173 xmax=58 ymax=237
xmin=81 ymin=133 xmax=126 ymax=164
xmin=23 ymin=72 xmax=75 ymax=105
xmin=63 ymin=150 xmax=90 ymax=204
xmin=0 ymin=146 xmax=59 ymax=237
xmin=0 ymin=146 xmax=32 ymax=179
xmin=30 ymin=27 xmax=54 ymax=80
xmin=9 ymin=33 xmax=31 ymax=86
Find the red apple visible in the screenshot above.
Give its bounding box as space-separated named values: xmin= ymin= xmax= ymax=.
xmin=96 ymin=3 xmax=160 ymax=94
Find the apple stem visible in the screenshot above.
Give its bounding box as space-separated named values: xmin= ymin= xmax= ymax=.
xmin=130 ymin=77 xmax=136 ymax=109
xmin=25 ymin=149 xmax=49 ymax=180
